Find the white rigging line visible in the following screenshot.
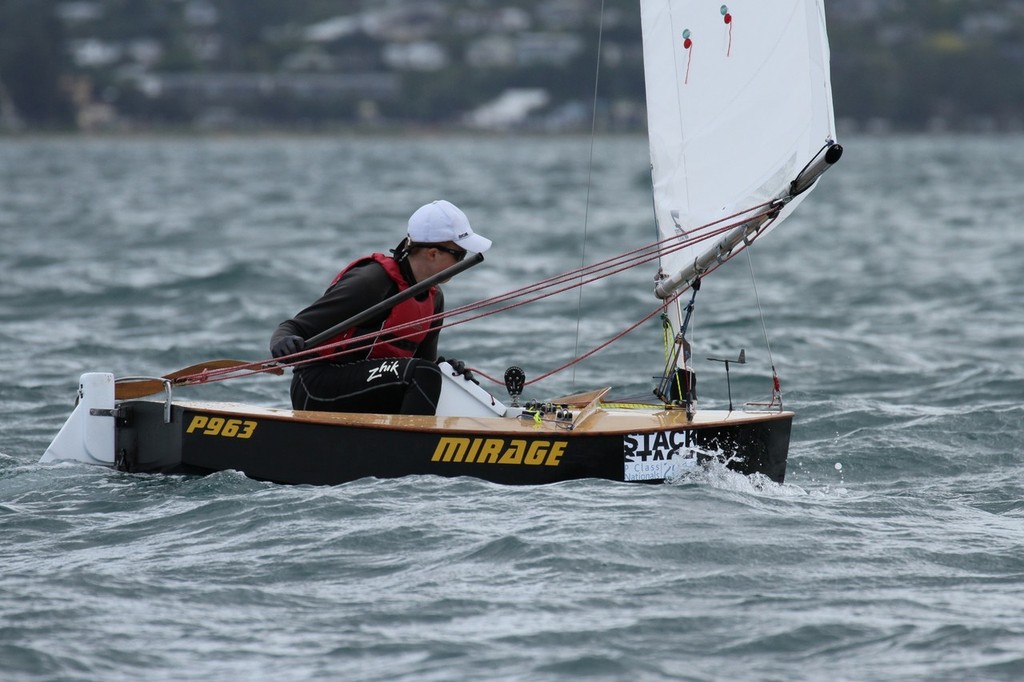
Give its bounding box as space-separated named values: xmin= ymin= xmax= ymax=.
xmin=745 ymin=248 xmax=781 ymax=401
xmin=571 ymin=0 xmax=606 ymax=388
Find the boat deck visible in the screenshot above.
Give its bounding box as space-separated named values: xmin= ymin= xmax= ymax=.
xmin=165 ymin=397 xmax=794 ymax=436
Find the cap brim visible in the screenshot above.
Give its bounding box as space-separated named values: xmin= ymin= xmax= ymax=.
xmin=454 ymin=232 xmax=492 ymax=254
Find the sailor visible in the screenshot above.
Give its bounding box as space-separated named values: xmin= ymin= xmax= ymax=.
xmin=269 ymin=200 xmax=491 ymax=414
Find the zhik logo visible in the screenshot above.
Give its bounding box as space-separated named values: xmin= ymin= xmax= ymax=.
xmin=366 ymin=360 xmax=401 ymax=383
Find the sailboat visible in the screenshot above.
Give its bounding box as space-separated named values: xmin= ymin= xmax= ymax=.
xmin=40 ymin=0 xmax=840 ymax=486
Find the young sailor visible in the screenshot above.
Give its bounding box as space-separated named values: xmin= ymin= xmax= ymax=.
xmin=269 ymin=200 xmax=491 ymax=414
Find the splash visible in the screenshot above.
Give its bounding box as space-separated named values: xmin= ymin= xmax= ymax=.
xmin=666 ymin=447 xmax=848 ymax=499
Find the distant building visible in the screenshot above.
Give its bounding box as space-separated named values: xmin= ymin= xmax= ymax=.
xmin=184 ymin=0 xmax=219 ymax=27
xmin=465 ymin=32 xmax=583 ymax=68
xmin=465 ymin=88 xmax=550 ymax=129
xmin=513 ymin=33 xmax=584 ymax=67
xmin=382 ymin=41 xmax=448 ymax=71
xmin=138 ymin=72 xmax=400 ymax=102
xmin=56 ymin=2 xmax=104 ymax=23
xmin=304 ymin=16 xmax=363 ymax=43
xmin=454 ymin=7 xmax=532 ymax=34
xmin=69 ymin=39 xmax=122 ymax=67
xmin=465 ymin=36 xmax=517 ymax=68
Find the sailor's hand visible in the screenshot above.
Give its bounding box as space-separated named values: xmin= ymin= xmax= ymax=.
xmin=271 ymin=335 xmax=306 ymax=358
xmin=438 ymin=356 xmax=478 ymax=384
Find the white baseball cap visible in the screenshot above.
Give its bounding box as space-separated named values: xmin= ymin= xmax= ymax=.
xmin=407 ymin=200 xmax=492 ymax=254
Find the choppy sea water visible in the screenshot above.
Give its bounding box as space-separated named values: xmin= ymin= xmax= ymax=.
xmin=1 ymin=134 xmax=1022 ymax=681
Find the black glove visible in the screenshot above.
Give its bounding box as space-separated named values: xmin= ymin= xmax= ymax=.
xmin=437 ymin=356 xmax=478 ymax=384
xmin=271 ymin=335 xmax=306 ymax=359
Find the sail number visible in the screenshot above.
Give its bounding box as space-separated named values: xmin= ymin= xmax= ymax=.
xmin=186 ymin=415 xmax=257 ymax=439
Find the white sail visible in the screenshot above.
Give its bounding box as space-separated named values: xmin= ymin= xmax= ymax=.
xmin=641 ymin=0 xmax=836 ymax=298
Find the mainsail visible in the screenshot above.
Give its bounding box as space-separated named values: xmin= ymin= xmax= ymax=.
xmin=641 ymin=0 xmax=837 ymax=299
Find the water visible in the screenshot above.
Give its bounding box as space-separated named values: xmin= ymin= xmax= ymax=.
xmin=1 ymin=134 xmax=1022 ymax=681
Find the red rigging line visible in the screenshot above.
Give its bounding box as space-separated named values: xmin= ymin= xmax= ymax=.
xmin=267 ymin=214 xmax=753 ymax=371
xmin=176 ymin=202 xmax=778 ymax=389
xmin=520 ymin=290 xmax=683 ymax=387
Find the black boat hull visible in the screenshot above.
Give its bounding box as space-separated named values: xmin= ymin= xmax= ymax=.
xmin=114 ymin=399 xmax=791 ymax=485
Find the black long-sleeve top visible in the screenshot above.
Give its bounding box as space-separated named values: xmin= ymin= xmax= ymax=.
xmin=270 ymin=256 xmax=445 ymax=363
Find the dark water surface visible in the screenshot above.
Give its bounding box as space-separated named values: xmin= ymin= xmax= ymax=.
xmin=1 ymin=134 xmax=1022 ymax=681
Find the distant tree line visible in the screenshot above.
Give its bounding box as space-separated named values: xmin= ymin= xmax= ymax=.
xmin=1 ymin=0 xmax=1022 ymax=132
xmin=0 ymin=0 xmax=74 ymax=126
xmin=829 ymin=8 xmax=1024 ymax=131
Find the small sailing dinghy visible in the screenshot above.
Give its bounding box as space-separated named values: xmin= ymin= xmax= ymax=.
xmin=41 ymin=0 xmax=840 ymax=486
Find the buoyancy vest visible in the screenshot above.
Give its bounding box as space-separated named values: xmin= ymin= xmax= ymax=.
xmin=317 ymin=253 xmax=437 ymax=360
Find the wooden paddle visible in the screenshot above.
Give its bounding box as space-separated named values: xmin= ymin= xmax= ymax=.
xmin=114 ymin=359 xmax=283 ymax=400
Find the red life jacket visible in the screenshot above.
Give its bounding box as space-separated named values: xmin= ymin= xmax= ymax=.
xmin=317 ymin=253 xmax=437 ymax=360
